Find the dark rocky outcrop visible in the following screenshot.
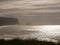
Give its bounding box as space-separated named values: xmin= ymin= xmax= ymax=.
xmin=0 ymin=38 xmax=59 ymax=45
xmin=0 ymin=17 xmax=19 ymax=26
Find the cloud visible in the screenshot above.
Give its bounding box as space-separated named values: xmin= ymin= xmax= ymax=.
xmin=0 ymin=0 xmax=60 ymax=17
xmin=0 ymin=0 xmax=20 ymax=1
xmin=0 ymin=0 xmax=60 ymax=9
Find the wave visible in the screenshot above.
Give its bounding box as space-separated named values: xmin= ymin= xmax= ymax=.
xmin=0 ymin=25 xmax=60 ymax=43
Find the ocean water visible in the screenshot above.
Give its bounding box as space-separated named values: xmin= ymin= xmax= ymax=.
xmin=0 ymin=25 xmax=60 ymax=43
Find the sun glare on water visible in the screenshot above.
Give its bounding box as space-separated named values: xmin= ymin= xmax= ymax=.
xmin=32 ymin=25 xmax=60 ymax=36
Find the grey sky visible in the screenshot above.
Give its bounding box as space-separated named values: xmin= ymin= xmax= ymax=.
xmin=0 ymin=0 xmax=60 ymax=16
xmin=0 ymin=0 xmax=60 ymax=25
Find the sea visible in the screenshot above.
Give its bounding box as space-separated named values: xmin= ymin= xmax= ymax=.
xmin=0 ymin=25 xmax=60 ymax=43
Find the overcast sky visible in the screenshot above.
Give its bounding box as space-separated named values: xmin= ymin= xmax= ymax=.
xmin=0 ymin=0 xmax=60 ymax=25
xmin=0 ymin=0 xmax=60 ymax=16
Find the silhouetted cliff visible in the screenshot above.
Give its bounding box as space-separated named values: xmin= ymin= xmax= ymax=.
xmin=0 ymin=17 xmax=19 ymax=26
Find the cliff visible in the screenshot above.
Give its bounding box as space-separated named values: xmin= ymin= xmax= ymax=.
xmin=0 ymin=17 xmax=19 ymax=26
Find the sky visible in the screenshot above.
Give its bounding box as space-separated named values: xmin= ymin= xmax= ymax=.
xmin=0 ymin=0 xmax=60 ymax=25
